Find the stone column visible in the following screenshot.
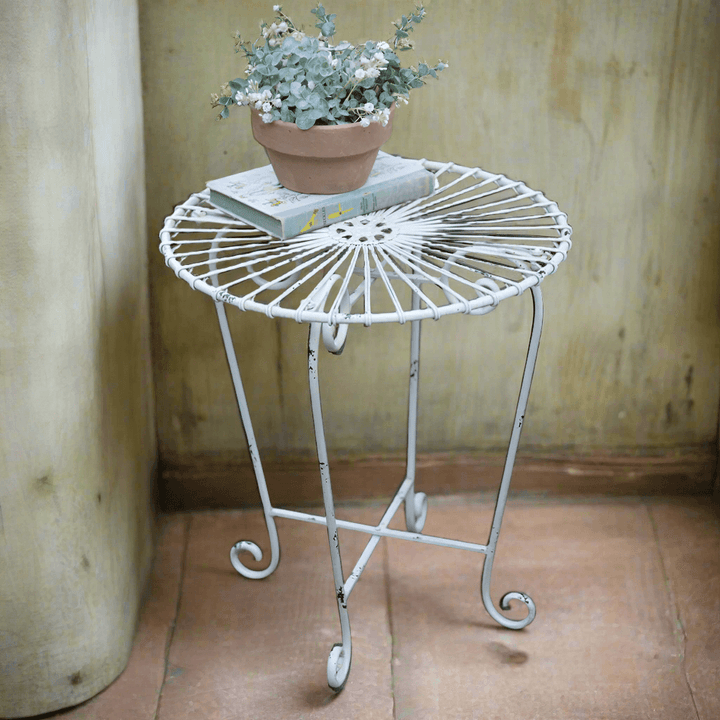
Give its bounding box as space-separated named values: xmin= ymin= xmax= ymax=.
xmin=0 ymin=0 xmax=156 ymax=715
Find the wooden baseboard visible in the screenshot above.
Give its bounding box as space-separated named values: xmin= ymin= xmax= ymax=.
xmin=158 ymin=446 xmax=717 ymax=511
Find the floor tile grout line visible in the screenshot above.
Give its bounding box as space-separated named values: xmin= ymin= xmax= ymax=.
xmin=382 ymin=539 xmax=397 ymax=720
xmin=153 ymin=513 xmax=193 ymax=720
xmin=644 ymin=501 xmax=701 ymax=720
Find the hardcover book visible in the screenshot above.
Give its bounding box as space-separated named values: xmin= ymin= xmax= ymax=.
xmin=206 ymin=152 xmax=435 ymax=240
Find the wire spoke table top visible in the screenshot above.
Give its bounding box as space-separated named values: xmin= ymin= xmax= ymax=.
xmin=160 ymin=159 xmax=572 ymax=325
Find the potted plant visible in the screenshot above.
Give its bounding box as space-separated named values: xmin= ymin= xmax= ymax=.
xmin=211 ymin=4 xmax=447 ymax=193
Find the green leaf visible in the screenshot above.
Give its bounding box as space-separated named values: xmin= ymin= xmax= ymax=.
xmin=295 ymin=111 xmax=316 ymax=130
xmin=281 ymin=36 xmax=301 ymax=53
xmin=220 ymin=106 xmax=229 ymax=119
xmin=308 ymin=92 xmax=329 ymax=114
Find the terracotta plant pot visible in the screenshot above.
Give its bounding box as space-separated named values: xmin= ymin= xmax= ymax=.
xmin=250 ymin=107 xmax=395 ymax=195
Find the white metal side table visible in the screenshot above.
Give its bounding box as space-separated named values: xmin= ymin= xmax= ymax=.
xmin=159 ymin=159 xmax=572 ymax=691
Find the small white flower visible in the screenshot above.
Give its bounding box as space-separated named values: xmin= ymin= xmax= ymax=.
xmin=363 ymin=102 xmax=374 ymax=112
xmin=254 ymin=100 xmax=264 ymax=110
xmin=273 ymin=4 xmax=281 ymax=11
xmin=269 ymin=38 xmax=278 ymax=47
xmin=278 ymin=21 xmax=288 ymax=32
xmin=308 ymin=80 xmax=315 ymax=90
xmin=331 ymin=58 xmax=339 ymax=68
xmin=354 ymin=68 xmax=366 ymax=80
xmin=262 ymin=102 xmax=272 ymax=112
xmin=360 ymin=117 xmax=371 ymax=127
xmin=367 ymin=68 xmax=381 ymax=79
xmin=263 ymin=89 xmax=272 ymax=99
xmin=262 ymin=112 xmax=274 ymax=123
xmin=377 ymin=41 xmax=390 ymax=50
xmin=272 ymin=97 xmax=282 ymax=107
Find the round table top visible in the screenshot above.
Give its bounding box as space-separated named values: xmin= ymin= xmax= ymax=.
xmin=159 ymin=158 xmax=572 ymax=325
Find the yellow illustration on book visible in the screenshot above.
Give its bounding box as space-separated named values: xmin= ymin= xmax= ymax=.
xmin=301 ymin=209 xmax=320 ymax=234
xmin=329 ymin=204 xmax=354 ymax=220
xmin=300 ymin=203 xmax=354 ymax=234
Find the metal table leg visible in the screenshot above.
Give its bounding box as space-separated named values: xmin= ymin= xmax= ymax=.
xmin=213 ymin=296 xmax=280 ymax=580
xmin=479 ymin=285 xmax=543 ymax=629
xmin=308 ymin=321 xmax=352 ymax=691
xmin=218 ymin=281 xmax=542 ymax=690
xmin=403 ymin=291 xmax=428 ymax=534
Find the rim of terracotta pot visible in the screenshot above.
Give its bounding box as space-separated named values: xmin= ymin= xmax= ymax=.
xmin=250 ymin=106 xmax=395 ymax=158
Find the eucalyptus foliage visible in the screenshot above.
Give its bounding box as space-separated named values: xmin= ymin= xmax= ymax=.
xmin=211 ymin=4 xmax=447 ymax=130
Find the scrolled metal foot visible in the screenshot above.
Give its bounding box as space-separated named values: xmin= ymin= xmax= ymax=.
xmin=229 ymin=533 xmax=279 ymax=580
xmin=405 ymin=490 xmax=428 ymax=533
xmin=327 ymin=642 xmax=352 ymax=692
xmin=480 ymin=555 xmax=536 ymax=630
xmin=498 ymin=591 xmax=537 ymax=628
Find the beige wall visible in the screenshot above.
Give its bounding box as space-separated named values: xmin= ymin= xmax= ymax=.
xmin=0 ymin=0 xmax=156 ymax=715
xmin=140 ymin=1 xmax=719 ymax=472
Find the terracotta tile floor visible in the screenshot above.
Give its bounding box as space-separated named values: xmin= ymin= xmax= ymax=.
xmin=43 ymin=494 xmax=718 ymax=720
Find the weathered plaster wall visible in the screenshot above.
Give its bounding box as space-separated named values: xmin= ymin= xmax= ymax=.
xmin=140 ymin=1 xmax=719 ymax=471
xmin=0 ymin=1 xmax=156 ymax=715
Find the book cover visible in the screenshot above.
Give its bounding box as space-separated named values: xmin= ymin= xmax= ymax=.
xmin=206 ymin=152 xmax=435 ymax=240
